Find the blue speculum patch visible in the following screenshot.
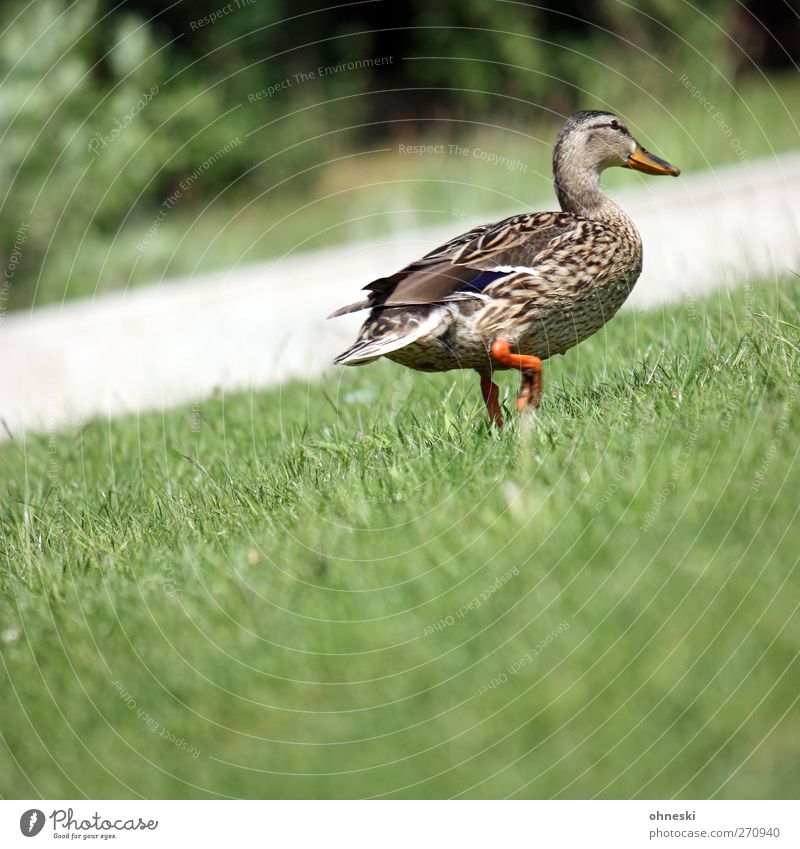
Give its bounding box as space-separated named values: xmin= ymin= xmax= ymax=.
xmin=463 ymin=270 xmax=507 ymax=292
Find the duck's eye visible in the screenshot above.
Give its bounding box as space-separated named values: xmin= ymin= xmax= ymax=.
xmin=609 ymin=119 xmax=620 ymax=130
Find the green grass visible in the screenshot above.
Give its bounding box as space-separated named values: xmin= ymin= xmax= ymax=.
xmin=19 ymin=72 xmax=800 ymax=309
xmin=2 ymin=277 xmax=800 ymax=799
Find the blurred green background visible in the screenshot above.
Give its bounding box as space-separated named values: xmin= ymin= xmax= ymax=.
xmin=1 ymin=0 xmax=798 ymax=309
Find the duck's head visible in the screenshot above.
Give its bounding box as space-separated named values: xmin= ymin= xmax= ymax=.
xmin=553 ymin=110 xmax=680 ymax=214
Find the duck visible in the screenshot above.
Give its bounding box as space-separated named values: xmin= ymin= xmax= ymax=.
xmin=329 ymin=111 xmax=679 ymax=426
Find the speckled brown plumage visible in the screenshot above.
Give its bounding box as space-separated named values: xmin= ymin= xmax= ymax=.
xmin=330 ymin=110 xmax=679 ymax=422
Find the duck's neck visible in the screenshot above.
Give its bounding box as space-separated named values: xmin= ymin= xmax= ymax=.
xmin=553 ymin=155 xmax=621 ymax=221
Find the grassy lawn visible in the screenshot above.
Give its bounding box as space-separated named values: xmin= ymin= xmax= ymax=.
xmin=2 ymin=276 xmax=800 ymax=799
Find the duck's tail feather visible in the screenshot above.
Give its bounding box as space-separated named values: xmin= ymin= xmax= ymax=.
xmin=333 ymin=341 xmax=383 ymax=366
xmin=333 ymin=307 xmax=444 ymax=366
xmin=327 ymin=299 xmax=372 ymax=318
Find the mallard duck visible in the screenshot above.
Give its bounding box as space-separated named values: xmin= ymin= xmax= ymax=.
xmin=330 ymin=111 xmax=679 ymax=426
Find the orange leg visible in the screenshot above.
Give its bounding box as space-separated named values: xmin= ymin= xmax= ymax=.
xmin=479 ymin=374 xmax=503 ymax=428
xmin=491 ymin=338 xmax=543 ymax=412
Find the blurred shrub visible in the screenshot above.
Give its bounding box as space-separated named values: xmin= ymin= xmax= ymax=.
xmin=0 ymin=0 xmax=254 ymax=306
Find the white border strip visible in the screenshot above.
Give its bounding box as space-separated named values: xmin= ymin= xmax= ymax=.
xmin=2 ymin=800 xmax=797 ymax=847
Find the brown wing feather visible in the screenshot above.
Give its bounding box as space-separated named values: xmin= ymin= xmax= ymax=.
xmin=453 ymin=212 xmax=577 ymax=269
xmin=328 ymin=262 xmax=486 ymax=318
xmin=328 ymin=211 xmax=582 ymax=318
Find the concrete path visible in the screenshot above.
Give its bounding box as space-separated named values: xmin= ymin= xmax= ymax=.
xmin=2 ymin=153 xmax=799 ymax=438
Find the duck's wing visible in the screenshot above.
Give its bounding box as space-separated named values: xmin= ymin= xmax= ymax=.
xmin=328 ymin=211 xmax=580 ymax=318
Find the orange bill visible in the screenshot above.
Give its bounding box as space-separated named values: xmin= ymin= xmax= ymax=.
xmin=627 ymin=144 xmax=680 ymax=176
